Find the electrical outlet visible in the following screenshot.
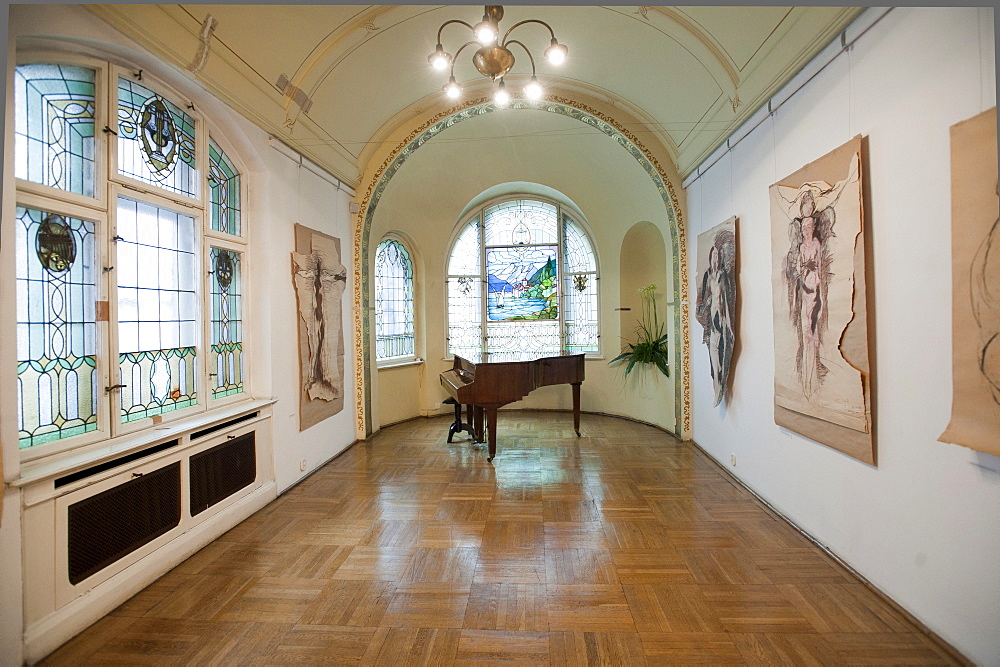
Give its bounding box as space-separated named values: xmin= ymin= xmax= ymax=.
xmin=730 ymin=453 xmax=736 ymax=466
xmin=299 ymin=459 xmax=307 ymax=472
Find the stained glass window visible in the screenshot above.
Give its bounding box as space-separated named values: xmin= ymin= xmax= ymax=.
xmin=16 ymin=207 xmax=99 ymax=448
xmin=210 ymin=248 xmax=244 ymax=398
xmin=117 ymin=76 xmax=198 ymax=199
xmin=116 ymin=196 xmax=198 ymax=422
xmin=14 ymin=64 xmax=96 ymax=197
xmin=447 ymin=199 xmax=599 ymax=361
xmin=375 ymin=239 xmax=415 ymax=361
xmin=209 ymin=137 xmax=241 ymax=236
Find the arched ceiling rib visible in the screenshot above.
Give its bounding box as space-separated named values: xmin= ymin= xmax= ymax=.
xmin=86 ymin=4 xmax=863 ymax=185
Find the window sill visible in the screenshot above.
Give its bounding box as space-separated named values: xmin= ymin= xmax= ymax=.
xmin=15 ymin=397 xmax=276 ymax=488
xmin=377 ymin=358 xmax=424 ymax=370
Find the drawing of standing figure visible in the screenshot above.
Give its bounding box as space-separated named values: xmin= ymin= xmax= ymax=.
xmin=696 ymin=225 xmax=736 ymax=406
xmin=778 ymin=168 xmax=855 ymax=398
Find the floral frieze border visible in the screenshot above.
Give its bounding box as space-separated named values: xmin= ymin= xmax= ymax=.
xmin=353 ymin=97 xmax=691 ymax=438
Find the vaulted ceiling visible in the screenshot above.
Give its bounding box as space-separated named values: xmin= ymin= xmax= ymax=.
xmin=89 ymin=5 xmax=862 ymax=188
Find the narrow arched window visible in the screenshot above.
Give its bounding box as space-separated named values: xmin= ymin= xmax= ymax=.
xmin=374 ymin=238 xmax=415 ymax=362
xmin=447 ymin=197 xmax=599 ymax=362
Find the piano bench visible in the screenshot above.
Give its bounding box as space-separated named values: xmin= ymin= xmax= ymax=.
xmin=443 ymin=397 xmax=476 ymax=443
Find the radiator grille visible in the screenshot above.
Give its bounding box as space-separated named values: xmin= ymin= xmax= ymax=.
xmin=67 ymin=462 xmax=181 ymax=585
xmin=190 ymin=432 xmax=257 ymax=516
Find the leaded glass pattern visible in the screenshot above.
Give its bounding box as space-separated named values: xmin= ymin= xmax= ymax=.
xmin=447 ymin=198 xmax=599 ymax=361
xmin=483 ymin=200 xmax=558 ymax=246
xmin=209 ymin=137 xmax=241 ymax=236
xmin=210 ymin=248 xmax=243 ymax=398
xmin=116 ymin=196 xmax=198 ymax=421
xmin=16 ymin=207 xmax=99 ymax=447
xmin=374 ymin=239 xmax=414 ymax=360
xmin=14 ymin=64 xmax=96 ymax=197
xmin=117 ymin=76 xmax=197 ymax=198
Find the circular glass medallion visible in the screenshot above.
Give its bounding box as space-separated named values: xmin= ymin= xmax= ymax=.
xmin=215 ymin=251 xmax=234 ymax=291
xmin=36 ymin=214 xmax=76 ymax=275
xmin=139 ymin=97 xmax=178 ymax=177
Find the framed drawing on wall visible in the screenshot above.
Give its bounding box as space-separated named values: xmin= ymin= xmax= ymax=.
xmin=769 ymin=135 xmax=875 ymax=465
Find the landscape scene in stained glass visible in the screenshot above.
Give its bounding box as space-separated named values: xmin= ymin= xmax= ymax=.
xmin=486 ymin=246 xmax=558 ymax=321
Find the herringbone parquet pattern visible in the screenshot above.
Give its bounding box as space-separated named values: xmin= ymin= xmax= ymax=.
xmin=42 ymin=413 xmax=960 ymax=665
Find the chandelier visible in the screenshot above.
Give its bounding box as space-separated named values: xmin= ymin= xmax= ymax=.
xmin=427 ymin=5 xmax=568 ymax=105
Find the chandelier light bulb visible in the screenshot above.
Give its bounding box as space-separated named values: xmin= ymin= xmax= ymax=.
xmin=494 ymin=80 xmax=510 ymax=106
xmin=428 ymin=44 xmax=451 ymax=70
xmin=474 ymin=19 xmax=497 ymax=44
xmin=444 ymin=76 xmax=462 ymax=99
xmin=524 ymin=76 xmax=543 ymax=101
xmin=545 ymin=39 xmax=568 ymax=65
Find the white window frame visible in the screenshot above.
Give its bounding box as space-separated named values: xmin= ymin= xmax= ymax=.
xmin=374 ymin=234 xmax=417 ymax=367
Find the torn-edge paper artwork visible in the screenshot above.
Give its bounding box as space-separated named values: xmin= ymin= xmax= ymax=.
xmin=696 ymin=216 xmax=737 ymax=406
xmin=292 ymin=223 xmax=347 ymax=430
xmin=940 ymin=107 xmax=1000 ymax=457
xmin=770 ymin=136 xmax=875 ymax=464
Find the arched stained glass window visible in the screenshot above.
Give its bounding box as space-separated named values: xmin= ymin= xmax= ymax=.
xmin=447 ymin=198 xmax=599 ymax=362
xmin=375 ymin=239 xmax=415 ymax=362
xmin=14 ymin=64 xmax=96 ymax=197
xmin=209 ymin=137 xmax=241 ymax=236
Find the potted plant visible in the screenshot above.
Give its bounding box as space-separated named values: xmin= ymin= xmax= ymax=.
xmin=610 ymin=283 xmax=669 ymax=377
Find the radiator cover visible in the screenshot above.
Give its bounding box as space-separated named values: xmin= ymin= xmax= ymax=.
xmin=67 ymin=462 xmax=182 ymax=585
xmin=189 ymin=432 xmax=257 ymax=516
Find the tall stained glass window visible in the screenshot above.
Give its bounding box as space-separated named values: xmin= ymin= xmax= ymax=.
xmin=374 ymin=239 xmax=415 ymax=361
xmin=210 ymin=247 xmax=243 ymax=397
xmin=13 ymin=59 xmax=251 ymax=453
xmin=16 ymin=207 xmax=99 ymax=447
xmin=14 ymin=64 xmax=96 ymax=197
xmin=116 ymin=196 xmax=198 ymax=422
xmin=117 ymin=76 xmax=198 ymax=199
xmin=447 ymin=198 xmax=599 ymax=362
xmin=208 ymin=137 xmax=241 ymax=236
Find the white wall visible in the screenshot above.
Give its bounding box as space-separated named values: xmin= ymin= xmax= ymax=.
xmin=685 ymin=7 xmax=999 ymax=663
xmin=1 ymin=6 xmax=357 ymax=663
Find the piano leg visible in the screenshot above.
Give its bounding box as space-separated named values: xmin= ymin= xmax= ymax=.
xmin=485 ymin=406 xmax=498 ymax=461
xmin=572 ymin=382 xmax=582 ymax=437
xmin=474 ymin=406 xmax=485 ymax=444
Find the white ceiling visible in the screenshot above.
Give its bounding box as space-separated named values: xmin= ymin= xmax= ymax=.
xmin=89 ymin=4 xmax=863 ymax=187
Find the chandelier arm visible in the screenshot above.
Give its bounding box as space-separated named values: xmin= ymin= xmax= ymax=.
xmin=437 ymin=19 xmax=475 ymax=44
xmin=501 ymin=19 xmax=556 ymax=46
xmin=504 ymin=39 xmax=536 ymax=76
xmin=448 ymin=40 xmax=483 ymax=77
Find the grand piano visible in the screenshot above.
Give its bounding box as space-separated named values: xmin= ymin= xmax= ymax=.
xmin=439 ymin=353 xmax=585 ymax=461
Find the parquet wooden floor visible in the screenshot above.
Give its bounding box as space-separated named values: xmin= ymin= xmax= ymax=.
xmin=42 ymin=413 xmax=961 ymax=665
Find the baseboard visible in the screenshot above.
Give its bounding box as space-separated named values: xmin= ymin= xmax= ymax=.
xmin=23 ymin=481 xmax=277 ymax=665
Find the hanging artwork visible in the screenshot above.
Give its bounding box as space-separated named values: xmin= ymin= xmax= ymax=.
xmin=940 ymin=107 xmax=1000 ymax=456
xmin=769 ymin=136 xmax=875 ymax=464
xmin=292 ymin=224 xmax=347 ymax=430
xmin=695 ymin=217 xmax=737 ymax=406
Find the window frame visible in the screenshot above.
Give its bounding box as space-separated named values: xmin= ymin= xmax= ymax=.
xmin=12 ymin=53 xmax=252 ymax=462
xmin=374 ymin=234 xmax=417 ymax=368
xmin=444 ymin=194 xmax=601 ymax=362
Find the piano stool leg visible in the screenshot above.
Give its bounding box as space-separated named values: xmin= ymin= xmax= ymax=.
xmin=447 ymin=399 xmax=463 ymax=443
xmin=486 ymin=406 xmax=498 ymax=461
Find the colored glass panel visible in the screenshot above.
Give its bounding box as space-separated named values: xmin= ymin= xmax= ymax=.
xmin=16 ymin=207 xmax=99 ymax=448
xmin=210 ymin=247 xmax=244 ymax=398
xmin=117 ymin=76 xmax=198 ymax=198
xmin=374 ymin=240 xmax=414 ymax=360
xmin=208 ymin=137 xmax=241 ymax=235
xmin=116 ymin=196 xmax=198 ymax=421
xmin=14 ymin=64 xmax=96 ymax=197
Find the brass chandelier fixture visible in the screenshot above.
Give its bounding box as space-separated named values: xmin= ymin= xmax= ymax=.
xmin=427 ymin=5 xmax=568 ymax=105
